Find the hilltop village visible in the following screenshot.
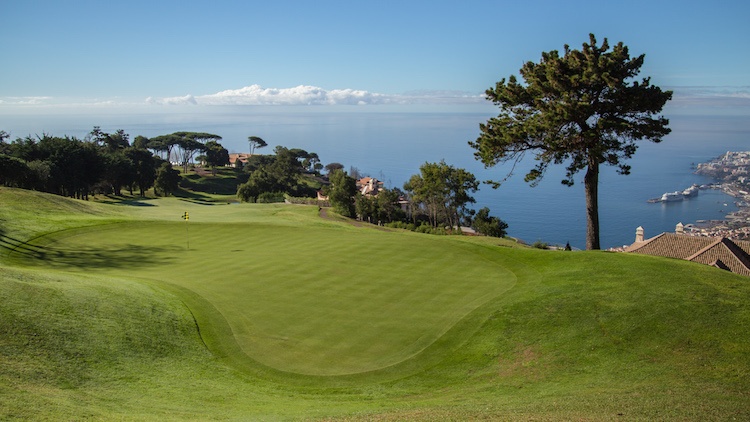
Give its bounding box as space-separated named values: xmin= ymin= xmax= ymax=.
xmin=683 ymin=151 xmax=750 ymax=239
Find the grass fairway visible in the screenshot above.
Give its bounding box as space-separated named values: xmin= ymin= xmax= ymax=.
xmin=14 ymin=219 xmax=519 ymax=377
xmin=1 ymin=187 xmax=749 ymax=420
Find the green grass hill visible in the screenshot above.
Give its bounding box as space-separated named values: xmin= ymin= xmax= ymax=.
xmin=1 ymin=186 xmax=748 ymax=420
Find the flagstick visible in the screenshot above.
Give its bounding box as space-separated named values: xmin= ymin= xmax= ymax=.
xmin=182 ymin=212 xmax=190 ymax=250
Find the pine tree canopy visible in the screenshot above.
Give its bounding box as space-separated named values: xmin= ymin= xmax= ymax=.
xmin=470 ymin=34 xmax=672 ymax=249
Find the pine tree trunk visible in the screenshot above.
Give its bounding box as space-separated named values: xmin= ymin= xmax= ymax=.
xmin=584 ymin=160 xmax=600 ymax=250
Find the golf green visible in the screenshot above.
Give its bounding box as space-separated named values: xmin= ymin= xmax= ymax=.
xmin=10 ymin=217 xmax=521 ymax=376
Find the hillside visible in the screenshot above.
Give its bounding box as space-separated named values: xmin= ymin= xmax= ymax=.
xmin=1 ymin=187 xmax=749 ymax=420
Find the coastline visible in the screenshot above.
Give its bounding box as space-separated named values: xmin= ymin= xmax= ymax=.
xmin=684 ymin=184 xmax=750 ymax=239
xmin=681 ymin=152 xmax=750 ymax=239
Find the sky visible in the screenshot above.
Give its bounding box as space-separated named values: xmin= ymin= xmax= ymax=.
xmin=0 ymin=0 xmax=749 ymax=112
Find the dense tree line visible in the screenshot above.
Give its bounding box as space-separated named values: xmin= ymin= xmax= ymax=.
xmin=355 ymin=187 xmax=405 ymax=224
xmin=2 ymin=127 xmax=507 ymax=238
xmin=0 ymin=128 xmax=230 ymax=199
xmin=323 ymin=161 xmax=507 ymax=238
xmin=236 ymin=146 xmax=321 ymax=202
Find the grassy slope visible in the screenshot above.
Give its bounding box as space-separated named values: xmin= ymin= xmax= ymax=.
xmin=1 ymin=187 xmax=749 ymax=420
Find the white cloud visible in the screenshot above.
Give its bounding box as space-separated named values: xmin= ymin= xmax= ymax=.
xmin=667 ymin=86 xmax=750 ymax=114
xmin=146 ymin=94 xmax=197 ymax=106
xmin=0 ymin=96 xmax=54 ymax=105
xmin=145 ymin=84 xmax=485 ymax=106
xmin=9 ymin=85 xmax=747 ymax=113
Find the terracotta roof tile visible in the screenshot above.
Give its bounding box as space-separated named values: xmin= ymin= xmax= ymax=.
xmin=625 ymin=233 xmax=715 ymax=259
xmin=626 ymin=232 xmax=750 ymax=276
xmin=686 ymin=238 xmax=750 ymax=276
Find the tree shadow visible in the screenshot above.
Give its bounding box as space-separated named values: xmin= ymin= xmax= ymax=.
xmin=98 ymin=195 xmax=157 ymax=206
xmin=173 ymin=189 xmax=224 ymax=204
xmin=1 ymin=233 xmax=180 ymax=270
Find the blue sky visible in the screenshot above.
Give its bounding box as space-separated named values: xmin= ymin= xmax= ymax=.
xmin=1 ymin=0 xmax=749 ymax=111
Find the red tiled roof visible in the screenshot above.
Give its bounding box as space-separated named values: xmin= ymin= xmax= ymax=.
xmin=624 ymin=233 xmax=715 ymax=258
xmin=626 ymin=232 xmax=750 ymax=276
xmin=686 ymin=238 xmax=750 ymax=276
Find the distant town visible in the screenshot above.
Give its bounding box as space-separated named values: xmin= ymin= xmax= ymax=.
xmin=683 ymin=151 xmax=750 ymax=239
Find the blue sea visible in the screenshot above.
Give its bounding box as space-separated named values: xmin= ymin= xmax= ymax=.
xmin=3 ymin=107 xmax=749 ymax=249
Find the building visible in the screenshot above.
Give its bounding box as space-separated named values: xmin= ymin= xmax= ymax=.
xmin=625 ymin=224 xmax=750 ymax=276
xmin=356 ymin=177 xmax=384 ymax=197
xmin=228 ymin=153 xmax=251 ymax=168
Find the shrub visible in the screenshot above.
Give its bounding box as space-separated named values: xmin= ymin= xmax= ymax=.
xmin=531 ymin=240 xmax=549 ymax=249
xmin=471 ymin=207 xmax=508 ymax=238
xmin=385 ymin=221 xmax=416 ymax=231
xmin=257 ymin=192 xmax=286 ymax=203
xmin=285 ymin=196 xmax=330 ymax=207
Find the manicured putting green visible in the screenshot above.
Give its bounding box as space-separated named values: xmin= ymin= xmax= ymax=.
xmin=14 ymin=219 xmax=518 ymax=376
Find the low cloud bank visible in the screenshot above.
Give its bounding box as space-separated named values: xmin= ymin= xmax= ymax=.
xmin=669 ymin=86 xmax=750 ymax=108
xmin=145 ymin=84 xmax=484 ymax=106
xmin=2 ymin=86 xmax=748 ymax=112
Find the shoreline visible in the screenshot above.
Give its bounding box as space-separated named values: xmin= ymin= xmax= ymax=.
xmin=683 ymin=183 xmax=750 ymax=239
xmin=643 ymin=151 xmax=750 ymax=240
xmin=683 ymin=151 xmax=750 ymax=239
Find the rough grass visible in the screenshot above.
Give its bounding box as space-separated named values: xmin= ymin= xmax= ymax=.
xmin=1 ymin=187 xmax=749 ymax=420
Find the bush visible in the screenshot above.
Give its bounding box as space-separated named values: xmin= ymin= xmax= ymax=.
xmin=257 ymin=192 xmax=286 ymax=203
xmin=385 ymin=221 xmax=416 ymax=231
xmin=285 ymin=196 xmax=330 ymax=207
xmin=471 ymin=207 xmax=508 ymax=238
xmin=415 ymin=223 xmax=447 ymax=235
xmin=531 ymin=240 xmax=549 ymax=249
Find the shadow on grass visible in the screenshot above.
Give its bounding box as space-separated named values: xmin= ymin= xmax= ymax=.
xmin=115 ymin=199 xmax=156 ymax=207
xmin=173 ymin=189 xmax=236 ymax=205
xmin=98 ymin=195 xmax=157 ymax=207
xmin=0 ymin=233 xmax=179 ymax=270
xmin=173 ymin=188 xmax=210 ymax=200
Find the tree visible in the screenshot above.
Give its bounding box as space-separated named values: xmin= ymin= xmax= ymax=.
xmin=376 ymin=188 xmax=405 ymax=223
xmin=175 ymin=137 xmax=206 ymax=173
xmin=101 ymin=151 xmax=135 ymax=195
xmin=132 ymin=135 xmax=149 ymax=150
xmin=37 ymin=135 xmax=103 ymax=199
xmin=155 ymin=162 xmax=181 ymax=196
xmin=325 ymin=162 xmax=344 ymax=175
xmin=444 ymin=166 xmax=479 ymax=229
xmin=349 ymin=166 xmax=362 ymax=181
xmin=248 ymin=136 xmax=267 ymax=155
xmin=472 ymin=207 xmax=508 ymax=238
xmin=147 ymin=134 xmax=179 ymax=161
xmin=0 ymin=130 xmax=9 ymax=151
xmin=236 ymin=145 xmax=313 ymax=202
xmin=0 ymin=154 xmax=30 ymax=187
xmin=89 ymin=126 xmax=129 ymax=152
xmin=355 ymin=193 xmax=377 ymax=222
xmin=403 ymin=161 xmax=478 ymax=229
xmin=204 ymin=140 xmax=230 ymax=175
xmin=125 ymin=147 xmax=158 ymax=196
xmin=303 ymin=152 xmax=320 ymax=173
xmin=470 ymin=34 xmax=672 ymax=249
xmin=269 ymin=146 xmax=305 ymax=193
xmin=328 ymin=169 xmax=357 ymax=217
xmin=148 ymin=132 xmax=220 ymax=171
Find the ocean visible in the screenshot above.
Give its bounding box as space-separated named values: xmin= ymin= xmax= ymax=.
xmin=3 ymin=107 xmax=749 ymax=249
